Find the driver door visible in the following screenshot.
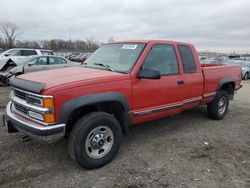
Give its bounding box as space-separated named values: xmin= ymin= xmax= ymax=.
xmin=132 ymin=44 xmax=184 ymax=123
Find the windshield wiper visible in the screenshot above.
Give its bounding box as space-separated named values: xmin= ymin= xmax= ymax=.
xmin=93 ymin=63 xmax=115 ymax=72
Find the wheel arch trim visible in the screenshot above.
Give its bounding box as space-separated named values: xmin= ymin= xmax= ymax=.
xmin=58 ymin=92 xmax=131 ymax=125
xmin=216 ymin=77 xmax=236 ymax=100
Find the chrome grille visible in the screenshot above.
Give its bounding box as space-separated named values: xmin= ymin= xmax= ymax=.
xmin=14 ymin=102 xmax=28 ymax=115
xmin=13 ymin=88 xmax=42 ymax=106
xmin=14 ymin=89 xmax=26 ymax=100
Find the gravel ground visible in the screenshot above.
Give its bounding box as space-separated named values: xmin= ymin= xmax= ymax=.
xmin=0 ymin=82 xmax=249 ymax=188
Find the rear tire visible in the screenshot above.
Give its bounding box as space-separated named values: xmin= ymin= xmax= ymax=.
xmin=68 ymin=112 xmax=122 ymax=169
xmin=207 ymin=91 xmax=229 ymax=120
xmin=243 ymin=72 xmax=249 ymax=80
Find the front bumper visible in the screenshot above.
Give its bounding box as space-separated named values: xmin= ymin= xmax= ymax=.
xmin=4 ymin=102 xmax=65 ymax=143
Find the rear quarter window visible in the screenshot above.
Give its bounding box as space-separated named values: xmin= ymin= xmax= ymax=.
xmin=178 ymin=45 xmax=197 ymax=73
xmin=21 ymin=50 xmax=37 ymax=56
xmin=41 ymin=51 xmax=54 ymax=55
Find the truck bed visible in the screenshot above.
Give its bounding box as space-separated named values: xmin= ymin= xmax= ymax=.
xmin=201 ymin=64 xmax=242 ymax=97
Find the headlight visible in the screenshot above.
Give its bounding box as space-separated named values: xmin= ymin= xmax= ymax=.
xmin=28 ymin=110 xmax=55 ymax=123
xmin=26 ymin=95 xmax=54 ymax=108
xmin=27 ymin=95 xmax=43 ymax=106
xmin=27 ymin=96 xmax=55 ymax=124
xmin=28 ymin=110 xmax=44 ymax=121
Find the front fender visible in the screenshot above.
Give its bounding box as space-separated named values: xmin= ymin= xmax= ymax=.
xmin=58 ymin=92 xmax=131 ymax=124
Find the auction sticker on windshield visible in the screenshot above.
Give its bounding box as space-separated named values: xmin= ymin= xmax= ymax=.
xmin=122 ymin=44 xmax=137 ymax=50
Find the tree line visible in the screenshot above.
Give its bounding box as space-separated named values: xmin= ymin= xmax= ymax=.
xmin=0 ymin=22 xmax=101 ymax=52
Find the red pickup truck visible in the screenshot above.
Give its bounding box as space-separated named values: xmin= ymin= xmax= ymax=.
xmin=4 ymin=40 xmax=242 ymax=169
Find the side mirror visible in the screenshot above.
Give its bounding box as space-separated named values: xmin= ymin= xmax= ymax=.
xmin=4 ymin=53 xmax=9 ymax=57
xmin=27 ymin=62 xmax=34 ymax=66
xmin=137 ymin=69 xmax=161 ymax=79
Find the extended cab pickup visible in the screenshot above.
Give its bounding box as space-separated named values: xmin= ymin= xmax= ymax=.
xmin=3 ymin=40 xmax=242 ymax=169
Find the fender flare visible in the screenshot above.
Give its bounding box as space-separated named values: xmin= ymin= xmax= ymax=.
xmin=58 ymin=92 xmax=131 ymax=125
xmin=216 ymin=77 xmax=236 ymax=100
xmin=216 ymin=77 xmax=236 ymax=91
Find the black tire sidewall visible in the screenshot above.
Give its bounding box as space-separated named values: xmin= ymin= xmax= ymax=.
xmin=72 ymin=113 xmax=122 ymax=169
xmin=207 ymin=91 xmax=229 ymax=120
xmin=244 ymin=73 xmax=248 ymax=80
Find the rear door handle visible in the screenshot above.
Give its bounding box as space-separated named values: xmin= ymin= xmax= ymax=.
xmin=177 ymin=80 xmax=184 ymax=85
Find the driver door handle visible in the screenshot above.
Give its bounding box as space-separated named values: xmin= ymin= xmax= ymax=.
xmin=177 ymin=80 xmax=184 ymax=85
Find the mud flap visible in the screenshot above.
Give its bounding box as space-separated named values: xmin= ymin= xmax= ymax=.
xmin=0 ymin=75 xmax=10 ymax=86
xmin=2 ymin=114 xmax=18 ymax=133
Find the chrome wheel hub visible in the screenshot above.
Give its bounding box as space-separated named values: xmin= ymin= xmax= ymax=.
xmin=218 ymin=97 xmax=227 ymax=114
xmin=91 ymin=133 xmax=105 ymax=149
xmin=85 ymin=126 xmax=114 ymax=159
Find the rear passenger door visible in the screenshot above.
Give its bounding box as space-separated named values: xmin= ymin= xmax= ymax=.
xmin=177 ymin=45 xmax=203 ymax=110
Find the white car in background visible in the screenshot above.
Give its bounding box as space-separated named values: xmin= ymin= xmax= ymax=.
xmin=226 ymin=60 xmax=250 ymax=80
xmin=0 ymin=55 xmax=79 ymax=86
xmin=10 ymin=55 xmax=79 ymax=74
xmin=0 ymin=48 xmax=54 ymax=65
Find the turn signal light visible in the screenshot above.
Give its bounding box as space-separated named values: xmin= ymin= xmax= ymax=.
xmin=43 ymin=114 xmax=55 ymax=123
xmin=43 ymin=98 xmax=54 ymax=108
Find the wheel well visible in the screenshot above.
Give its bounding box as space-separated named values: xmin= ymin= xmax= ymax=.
xmin=65 ymin=102 xmax=129 ymax=135
xmin=220 ymin=82 xmax=235 ymax=100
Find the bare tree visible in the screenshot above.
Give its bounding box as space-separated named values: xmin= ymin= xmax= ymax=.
xmin=0 ymin=22 xmax=19 ymax=48
xmin=108 ymin=37 xmax=115 ymax=43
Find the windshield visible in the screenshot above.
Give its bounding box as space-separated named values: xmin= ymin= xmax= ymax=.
xmin=84 ymin=43 xmax=145 ymax=73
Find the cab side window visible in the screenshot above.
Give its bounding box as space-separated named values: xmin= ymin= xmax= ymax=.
xmin=178 ymin=45 xmax=197 ymax=73
xmin=21 ymin=50 xmax=37 ymax=56
xmin=142 ymin=44 xmax=179 ymax=75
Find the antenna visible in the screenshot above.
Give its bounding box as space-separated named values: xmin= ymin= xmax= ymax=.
xmin=69 ymin=29 xmax=71 ymax=41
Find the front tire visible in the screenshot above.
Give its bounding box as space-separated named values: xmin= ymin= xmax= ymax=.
xmin=68 ymin=112 xmax=122 ymax=169
xmin=207 ymin=91 xmax=229 ymax=120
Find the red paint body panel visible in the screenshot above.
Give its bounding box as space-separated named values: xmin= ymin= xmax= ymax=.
xmin=18 ymin=40 xmax=242 ymax=126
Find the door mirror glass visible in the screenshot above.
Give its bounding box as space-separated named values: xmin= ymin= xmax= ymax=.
xmin=4 ymin=53 xmax=9 ymax=57
xmin=137 ymin=69 xmax=161 ymax=79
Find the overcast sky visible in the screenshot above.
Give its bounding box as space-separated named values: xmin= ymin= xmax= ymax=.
xmin=0 ymin=0 xmax=250 ymax=52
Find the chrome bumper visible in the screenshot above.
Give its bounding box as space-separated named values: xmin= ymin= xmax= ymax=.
xmin=4 ymin=102 xmax=65 ymax=143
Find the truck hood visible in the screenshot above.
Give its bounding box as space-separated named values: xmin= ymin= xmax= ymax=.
xmin=14 ymin=67 xmax=129 ymax=93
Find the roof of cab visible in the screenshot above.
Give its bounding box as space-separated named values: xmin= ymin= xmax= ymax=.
xmin=107 ymin=39 xmax=192 ymax=46
xmin=6 ymin=48 xmax=53 ymax=51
